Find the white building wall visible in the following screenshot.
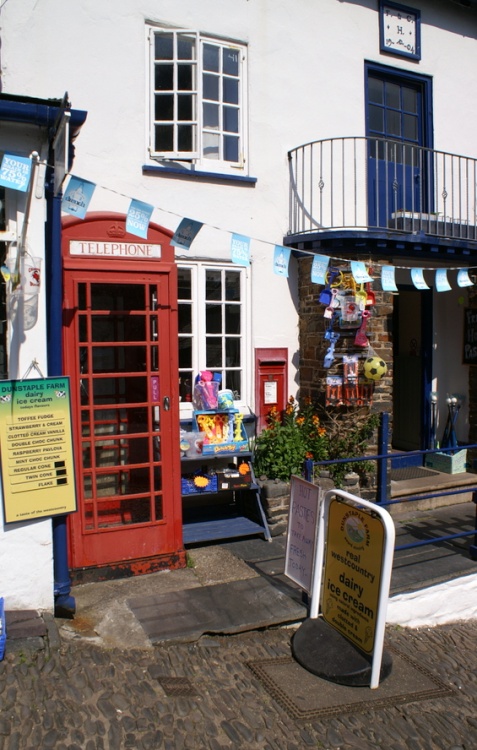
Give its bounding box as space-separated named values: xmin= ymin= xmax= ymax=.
xmin=0 ymin=0 xmax=476 ymax=607
xmin=2 ymin=1 xmax=475 ymax=412
xmin=0 ymin=127 xmax=54 ymax=610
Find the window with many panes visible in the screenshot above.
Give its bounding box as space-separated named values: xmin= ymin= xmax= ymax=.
xmin=178 ymin=264 xmax=246 ymax=409
xmin=149 ymin=27 xmax=247 ymax=173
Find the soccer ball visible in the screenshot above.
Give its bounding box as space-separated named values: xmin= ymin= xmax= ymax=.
xmin=363 ymin=356 xmax=387 ymax=381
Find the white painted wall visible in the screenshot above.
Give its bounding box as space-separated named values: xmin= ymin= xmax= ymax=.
xmin=2 ymin=0 xmax=476 ymax=413
xmin=387 ymin=572 xmax=477 ymax=627
xmin=0 ymin=128 xmax=54 ymax=610
xmin=1 ymin=0 xmax=476 ymax=609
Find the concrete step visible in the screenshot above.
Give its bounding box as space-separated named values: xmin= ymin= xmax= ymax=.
xmin=388 ymin=467 xmax=477 ymax=517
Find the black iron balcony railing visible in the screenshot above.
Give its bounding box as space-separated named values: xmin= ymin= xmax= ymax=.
xmin=288 ymin=136 xmax=477 ymax=242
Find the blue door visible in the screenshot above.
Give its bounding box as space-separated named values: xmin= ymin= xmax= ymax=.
xmin=366 ymin=68 xmax=429 ymax=228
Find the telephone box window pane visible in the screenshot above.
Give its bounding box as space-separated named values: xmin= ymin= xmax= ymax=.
xmin=78 ymin=283 xmax=87 ymax=310
xmin=91 ymin=315 xmax=146 ymax=342
xmin=91 ymin=284 xmax=144 ymax=311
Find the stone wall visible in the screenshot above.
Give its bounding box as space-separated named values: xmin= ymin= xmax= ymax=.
xmin=297 ymin=257 xmax=394 ymax=416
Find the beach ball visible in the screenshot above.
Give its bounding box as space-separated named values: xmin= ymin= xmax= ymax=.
xmin=363 ymin=356 xmax=387 ymax=381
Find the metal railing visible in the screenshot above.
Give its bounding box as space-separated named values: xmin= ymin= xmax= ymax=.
xmin=288 ymin=136 xmax=477 ymax=241
xmin=303 ymin=414 xmax=477 ymax=558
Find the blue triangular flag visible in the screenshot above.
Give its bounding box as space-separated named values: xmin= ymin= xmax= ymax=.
xmin=435 ymin=268 xmax=451 ymax=292
xmin=350 ymin=261 xmax=372 ymax=283
xmin=457 ymin=269 xmax=474 ymax=288
xmin=126 ymin=199 xmax=154 ymax=239
xmin=273 ymin=245 xmax=291 ymax=277
xmin=311 ymin=255 xmax=330 ymax=284
xmin=381 ymin=265 xmax=398 ymax=292
xmin=62 ymin=176 xmax=96 ymax=218
xmin=171 ymin=218 xmax=203 ymax=250
xmin=230 ymin=233 xmax=250 ymax=266
xmin=0 ymin=153 xmax=32 ymax=192
xmin=411 ymin=268 xmax=429 ymax=289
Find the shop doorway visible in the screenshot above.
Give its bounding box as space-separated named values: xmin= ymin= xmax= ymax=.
xmin=62 ymin=215 xmax=184 ymax=578
xmin=392 ymin=287 xmax=432 ymax=454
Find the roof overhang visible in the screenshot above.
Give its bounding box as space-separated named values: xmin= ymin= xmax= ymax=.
xmin=0 ymin=92 xmax=87 ymax=141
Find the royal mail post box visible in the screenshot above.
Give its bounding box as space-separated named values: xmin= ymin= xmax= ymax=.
xmin=255 ymin=348 xmax=288 ymax=432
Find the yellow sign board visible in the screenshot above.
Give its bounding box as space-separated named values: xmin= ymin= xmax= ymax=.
xmin=0 ymin=377 xmax=77 ymax=523
xmin=322 ymin=498 xmax=385 ymax=654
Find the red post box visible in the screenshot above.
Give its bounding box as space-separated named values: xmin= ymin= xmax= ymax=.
xmin=255 ymin=348 xmax=288 ymax=432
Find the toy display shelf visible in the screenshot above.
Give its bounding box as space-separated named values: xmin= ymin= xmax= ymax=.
xmin=180 ymin=452 xmax=271 ymax=545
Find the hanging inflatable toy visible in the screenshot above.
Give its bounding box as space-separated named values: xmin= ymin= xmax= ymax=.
xmin=363 ymin=356 xmax=387 ymax=381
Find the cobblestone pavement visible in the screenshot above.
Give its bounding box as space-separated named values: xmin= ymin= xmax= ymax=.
xmin=1 ymin=619 xmax=476 ymax=749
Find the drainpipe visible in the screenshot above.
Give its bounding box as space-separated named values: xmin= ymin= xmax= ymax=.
xmin=46 ymin=177 xmax=75 ymax=617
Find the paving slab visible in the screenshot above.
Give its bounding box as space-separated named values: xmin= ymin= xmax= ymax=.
xmin=128 ymin=575 xmax=307 ymax=644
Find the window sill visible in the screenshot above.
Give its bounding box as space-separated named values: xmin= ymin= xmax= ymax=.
xmin=142 ymin=163 xmax=257 ymax=185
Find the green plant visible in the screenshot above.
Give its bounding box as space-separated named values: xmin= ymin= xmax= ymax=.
xmin=253 ymin=397 xmax=328 ymax=482
xmin=322 ymin=410 xmax=379 ymax=487
xmin=254 ymin=397 xmax=379 ymax=487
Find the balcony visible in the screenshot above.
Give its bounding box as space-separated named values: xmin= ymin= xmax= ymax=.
xmin=287 ymin=137 xmax=477 ymax=260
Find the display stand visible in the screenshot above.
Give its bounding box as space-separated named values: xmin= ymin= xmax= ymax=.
xmin=180 ymin=411 xmax=271 ymax=545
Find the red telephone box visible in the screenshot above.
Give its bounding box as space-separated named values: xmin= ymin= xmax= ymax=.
xmin=62 ymin=213 xmax=185 ymax=581
xmin=255 ymin=348 xmax=288 ymax=432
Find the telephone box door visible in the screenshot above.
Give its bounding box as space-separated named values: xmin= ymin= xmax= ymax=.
xmin=62 ymin=217 xmax=183 ymax=576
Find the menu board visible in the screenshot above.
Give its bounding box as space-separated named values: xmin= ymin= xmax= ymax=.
xmin=0 ymin=377 xmax=77 ymax=523
xmin=463 ymin=308 xmax=477 ymax=364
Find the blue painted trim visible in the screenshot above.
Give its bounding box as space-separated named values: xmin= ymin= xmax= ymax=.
xmin=0 ymin=97 xmax=87 ymax=135
xmin=142 ymin=164 xmax=257 ymax=185
xmin=379 ymin=0 xmax=421 ymax=61
xmin=364 ymin=61 xmax=433 ymax=151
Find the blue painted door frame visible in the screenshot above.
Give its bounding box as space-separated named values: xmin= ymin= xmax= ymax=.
xmin=365 ymin=62 xmax=433 ymax=228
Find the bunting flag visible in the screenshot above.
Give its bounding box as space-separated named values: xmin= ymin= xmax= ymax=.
xmin=350 ymin=260 xmax=372 ymax=283
xmin=411 ymin=268 xmax=429 ymax=289
xmin=126 ymin=199 xmax=154 ymax=239
xmin=381 ymin=265 xmax=398 ymax=291
xmin=311 ymin=254 xmax=330 ymax=284
xmin=435 ymin=268 xmax=451 ymax=292
xmin=457 ymin=269 xmax=474 ymax=287
xmin=230 ymin=233 xmax=250 ymax=266
xmin=62 ymin=176 xmax=96 ymax=218
xmin=0 ymin=153 xmax=32 ymax=192
xmin=273 ymin=245 xmax=291 ymax=277
xmin=171 ymin=218 xmax=203 ymax=250
xmin=55 ymin=171 xmax=477 ymax=291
